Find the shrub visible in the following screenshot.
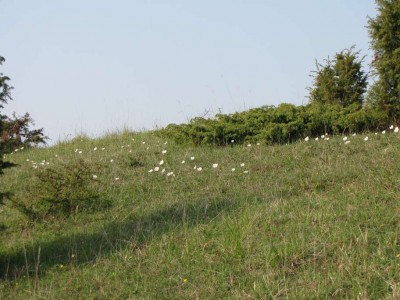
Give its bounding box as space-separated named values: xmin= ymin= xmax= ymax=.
xmin=11 ymin=159 xmax=110 ymax=221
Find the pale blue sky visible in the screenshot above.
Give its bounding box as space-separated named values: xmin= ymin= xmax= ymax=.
xmin=1 ymin=1 xmax=377 ymax=142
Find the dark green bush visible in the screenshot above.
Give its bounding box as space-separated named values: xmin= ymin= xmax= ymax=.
xmin=156 ymin=103 xmax=392 ymax=146
xmin=11 ymin=159 xmax=110 ymax=221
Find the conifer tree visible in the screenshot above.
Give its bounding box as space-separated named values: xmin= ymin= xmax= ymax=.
xmin=0 ymin=56 xmax=13 ymax=175
xmin=368 ymin=0 xmax=400 ymax=122
xmin=0 ymin=56 xmax=13 ymax=204
xmin=309 ymin=48 xmax=368 ymax=108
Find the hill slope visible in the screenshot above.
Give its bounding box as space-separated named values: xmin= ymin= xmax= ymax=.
xmin=1 ymin=131 xmax=400 ymax=299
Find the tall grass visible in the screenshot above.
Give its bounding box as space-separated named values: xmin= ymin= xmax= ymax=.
xmin=1 ymin=130 xmax=400 ymax=298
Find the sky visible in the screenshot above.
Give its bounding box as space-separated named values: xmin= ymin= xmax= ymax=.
xmin=1 ymin=1 xmax=378 ymax=143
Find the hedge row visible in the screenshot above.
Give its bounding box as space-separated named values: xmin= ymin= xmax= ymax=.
xmin=156 ymin=103 xmax=389 ymax=146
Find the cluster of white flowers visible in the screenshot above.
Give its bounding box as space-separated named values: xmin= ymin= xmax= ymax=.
xmin=304 ymin=125 xmax=400 ymax=145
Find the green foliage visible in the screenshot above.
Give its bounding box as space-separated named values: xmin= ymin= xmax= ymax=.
xmin=157 ymin=48 xmax=373 ymax=146
xmin=0 ymin=56 xmax=13 ymax=205
xmin=10 ymin=159 xmax=110 ymax=221
xmin=0 ymin=56 xmax=13 ymax=175
xmin=1 ymin=112 xmax=48 ymax=153
xmin=157 ymin=102 xmax=385 ymax=146
xmin=368 ymin=0 xmax=400 ymax=122
xmin=0 ymin=56 xmax=47 ymax=209
xmin=0 ymin=56 xmax=13 ymax=110
xmin=308 ymin=48 xmax=368 ymax=107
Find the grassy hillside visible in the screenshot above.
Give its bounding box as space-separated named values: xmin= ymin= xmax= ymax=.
xmin=1 ymin=130 xmax=400 ymax=299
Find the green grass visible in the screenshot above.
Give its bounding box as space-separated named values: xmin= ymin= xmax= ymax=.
xmin=1 ymin=131 xmax=400 ymax=299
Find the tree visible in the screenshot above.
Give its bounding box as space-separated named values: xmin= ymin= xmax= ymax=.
xmin=0 ymin=56 xmax=12 ymax=175
xmin=0 ymin=56 xmax=13 ymax=204
xmin=367 ymin=0 xmax=400 ymax=122
xmin=0 ymin=57 xmax=47 ymax=154
xmin=308 ymin=48 xmax=368 ymax=108
xmin=0 ymin=56 xmax=47 ymax=205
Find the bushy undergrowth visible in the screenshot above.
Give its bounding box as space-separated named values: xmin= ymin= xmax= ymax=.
xmin=10 ymin=158 xmax=109 ymax=221
xmin=157 ymin=103 xmax=389 ymax=145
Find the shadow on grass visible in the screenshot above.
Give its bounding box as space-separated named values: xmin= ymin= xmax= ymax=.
xmin=1 ymin=161 xmax=18 ymax=170
xmin=3 ymin=162 xmax=18 ymax=169
xmin=0 ymin=197 xmax=236 ymax=281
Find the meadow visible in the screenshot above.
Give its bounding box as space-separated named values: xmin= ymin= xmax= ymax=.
xmin=1 ymin=129 xmax=400 ymax=299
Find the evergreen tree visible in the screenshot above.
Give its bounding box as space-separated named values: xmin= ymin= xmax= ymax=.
xmin=309 ymin=48 xmax=368 ymax=108
xmin=0 ymin=56 xmax=13 ymax=175
xmin=0 ymin=57 xmax=47 ymax=205
xmin=0 ymin=56 xmax=13 ymax=204
xmin=368 ymin=0 xmax=400 ymax=122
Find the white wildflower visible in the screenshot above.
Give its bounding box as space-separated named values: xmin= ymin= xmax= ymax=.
xmin=304 ymin=136 xmax=309 ymax=141
xmin=78 ymin=151 xmax=82 ymax=154
xmin=154 ymin=166 xmax=160 ymax=172
xmin=197 ymin=167 xmax=202 ymax=171
xmin=352 ymin=133 xmax=356 ymax=136
xmin=240 ymin=163 xmax=245 ymax=167
xmin=382 ymin=130 xmax=386 ymax=134
xmin=142 ymin=142 xmax=146 ymax=144
xmin=93 ymin=147 xmax=97 ymax=151
xmin=343 ymin=136 xmax=347 ymax=141
xmin=190 ymin=156 xmax=195 ymax=160
xmin=364 ymin=136 xmax=369 ymax=141
xmin=159 ymin=159 xmax=164 ymax=165
xmin=243 ymin=170 xmax=249 ymax=174
xmin=247 ymin=143 xmax=252 ymax=147
xmin=315 ymin=137 xmax=319 ymax=141
xmin=395 ymin=127 xmax=399 ymax=133
xmin=167 ymin=172 xmax=174 ymax=177
xmin=148 ymin=169 xmax=154 ymax=173
xmin=101 ymin=148 xmax=105 ymax=150
xmin=345 ymin=140 xmax=350 ymax=145
xmin=114 ymin=177 xmax=120 ymax=181
xmin=390 ymin=125 xmax=394 ymax=129
xmin=92 ymin=175 xmax=98 ymax=180
xmin=212 ymin=163 xmax=218 ymax=169
xmin=161 ymin=168 xmax=165 ymax=173
xmin=162 ymin=150 xmax=167 ymax=154
xmin=181 ymin=160 xmax=185 ymax=164
xmin=110 ymin=159 xmax=114 ymax=163
xmin=231 ymin=168 xmax=236 ymax=172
